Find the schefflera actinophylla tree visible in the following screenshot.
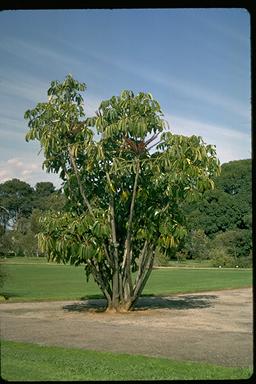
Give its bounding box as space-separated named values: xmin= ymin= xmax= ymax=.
xmin=24 ymin=74 xmax=220 ymax=312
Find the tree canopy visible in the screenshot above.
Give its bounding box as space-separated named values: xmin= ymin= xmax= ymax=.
xmin=0 ymin=179 xmax=65 ymax=257
xmin=0 ymin=178 xmax=34 ymax=229
xmin=24 ymin=74 xmax=220 ymax=312
xmin=184 ymin=159 xmax=252 ymax=237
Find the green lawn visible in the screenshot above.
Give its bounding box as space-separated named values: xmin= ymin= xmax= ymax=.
xmin=0 ymin=258 xmax=252 ymax=302
xmin=0 ymin=261 xmax=253 ymax=381
xmin=1 ymin=340 xmax=252 ymax=381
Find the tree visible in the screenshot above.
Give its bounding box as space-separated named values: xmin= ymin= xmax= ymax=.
xmin=33 ymin=182 xmax=65 ymax=211
xmin=35 ymin=181 xmax=55 ymax=198
xmin=24 ymin=74 xmax=220 ymax=312
xmin=0 ymin=179 xmax=34 ymax=228
xmin=214 ymin=159 xmax=251 ymax=197
xmin=211 ymin=229 xmax=252 ymax=259
xmin=184 ymin=159 xmax=252 ymax=237
xmin=183 ymin=229 xmax=210 ymax=260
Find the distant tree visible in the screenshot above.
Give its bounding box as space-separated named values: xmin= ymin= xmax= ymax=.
xmin=0 ymin=179 xmax=65 ymax=257
xmin=183 ymin=229 xmax=210 ymax=260
xmin=33 ymin=182 xmax=65 ymax=212
xmin=214 ymin=159 xmax=251 ymax=196
xmin=184 ymin=159 xmax=252 ymax=237
xmin=211 ymin=229 xmax=252 ymax=259
xmin=35 ymin=182 xmax=55 ymax=197
xmin=0 ymin=230 xmax=14 ymax=257
xmin=0 ymin=207 xmax=9 ymax=233
xmin=0 ymin=179 xmax=34 ymax=227
xmin=24 ymin=74 xmax=220 ymax=312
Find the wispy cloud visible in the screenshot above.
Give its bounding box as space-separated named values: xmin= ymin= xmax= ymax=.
xmin=18 ymin=33 xmax=249 ymax=122
xmin=131 ymin=66 xmax=250 ymax=121
xmin=0 ymin=36 xmax=83 ymax=69
xmin=200 ymin=11 xmax=250 ymax=47
xmin=74 ymin=48 xmax=250 ymax=121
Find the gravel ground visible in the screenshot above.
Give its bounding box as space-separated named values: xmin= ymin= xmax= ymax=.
xmin=0 ymin=288 xmax=253 ymax=368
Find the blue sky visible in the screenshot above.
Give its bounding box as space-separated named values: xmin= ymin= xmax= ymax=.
xmin=0 ymin=8 xmax=251 ymax=188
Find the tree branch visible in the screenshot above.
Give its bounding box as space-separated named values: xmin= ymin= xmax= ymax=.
xmin=89 ymin=260 xmax=112 ymax=303
xmin=132 ymin=246 xmax=155 ymax=303
xmin=122 ymin=159 xmax=140 ymax=293
xmin=133 ymin=239 xmax=149 ymax=290
xmin=106 ymin=171 xmax=120 ymax=304
xmin=69 ymin=146 xmax=112 ymax=268
xmin=68 ymin=145 xmax=94 ymax=217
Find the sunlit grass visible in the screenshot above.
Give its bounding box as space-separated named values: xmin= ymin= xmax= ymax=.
xmin=0 ymin=258 xmax=252 ymax=302
xmin=1 ymin=340 xmax=252 ymax=381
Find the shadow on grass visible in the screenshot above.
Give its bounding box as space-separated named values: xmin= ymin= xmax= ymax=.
xmin=63 ymin=294 xmax=218 ymax=313
xmin=0 ymin=291 xmax=21 ymax=300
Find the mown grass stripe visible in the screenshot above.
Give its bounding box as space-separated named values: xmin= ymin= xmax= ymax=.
xmin=0 ymin=262 xmax=252 ymax=302
xmin=1 ymin=340 xmax=252 ymax=381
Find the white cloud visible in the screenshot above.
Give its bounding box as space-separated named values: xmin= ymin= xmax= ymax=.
xmin=7 ymin=158 xmax=24 ymax=167
xmin=0 ymin=156 xmax=61 ymax=188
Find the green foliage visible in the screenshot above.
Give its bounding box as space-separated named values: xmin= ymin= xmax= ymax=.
xmin=35 ymin=182 xmax=55 ymax=197
xmin=153 ymin=247 xmax=170 ymax=266
xmin=175 ymin=250 xmax=188 ymax=262
xmin=209 ymin=248 xmax=237 ymax=268
xmin=185 ymin=159 xmax=251 ymax=236
xmin=215 ymin=159 xmax=251 ymax=197
xmin=181 ymin=159 xmax=252 ymax=267
xmin=24 ymin=74 xmax=220 ymax=310
xmin=0 ymin=178 xmax=34 ymax=228
xmin=212 ymin=229 xmax=252 ymax=259
xmin=0 ymin=179 xmax=66 ymax=258
xmin=182 ymin=229 xmax=210 ymax=260
xmin=0 ymin=230 xmax=14 ymax=257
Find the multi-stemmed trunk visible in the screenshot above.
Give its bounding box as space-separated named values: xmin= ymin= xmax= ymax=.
xmin=89 ymin=243 xmax=155 ymax=313
xmin=69 ymin=149 xmax=153 ymax=312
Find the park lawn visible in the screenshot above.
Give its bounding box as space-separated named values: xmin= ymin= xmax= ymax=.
xmin=0 ymin=260 xmax=252 ymax=302
xmin=1 ymin=340 xmax=252 ymax=381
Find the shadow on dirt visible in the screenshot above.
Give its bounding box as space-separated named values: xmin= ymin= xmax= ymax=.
xmin=63 ymin=294 xmax=218 ymax=313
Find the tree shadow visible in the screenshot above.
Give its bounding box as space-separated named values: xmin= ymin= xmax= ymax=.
xmin=63 ymin=294 xmax=218 ymax=313
xmin=0 ymin=291 xmax=21 ymax=300
xmin=134 ymin=294 xmax=218 ymax=311
xmin=63 ymin=298 xmax=107 ymax=313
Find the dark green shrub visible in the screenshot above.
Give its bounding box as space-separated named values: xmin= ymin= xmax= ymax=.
xmin=210 ymin=248 xmax=236 ymax=268
xmin=154 ymin=248 xmax=170 ymax=266
xmin=212 ymin=229 xmax=252 ymax=258
xmin=183 ymin=229 xmax=210 ymax=260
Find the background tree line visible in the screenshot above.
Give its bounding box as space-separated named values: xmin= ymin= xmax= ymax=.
xmin=0 ymin=179 xmax=65 ymax=257
xmin=154 ymin=158 xmax=252 ymax=267
xmin=0 ymin=158 xmax=252 ymax=267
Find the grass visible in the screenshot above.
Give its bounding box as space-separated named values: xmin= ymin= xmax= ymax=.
xmin=0 ymin=258 xmax=252 ymax=302
xmin=167 ymin=259 xmax=214 ymax=267
xmin=0 ymin=260 xmax=253 ymax=381
xmin=0 ymin=256 xmax=51 ymax=264
xmin=1 ymin=340 xmax=252 ymax=381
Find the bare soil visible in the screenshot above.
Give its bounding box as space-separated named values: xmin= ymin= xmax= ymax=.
xmin=0 ymin=288 xmax=253 ymax=368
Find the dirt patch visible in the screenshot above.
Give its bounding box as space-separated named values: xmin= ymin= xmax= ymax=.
xmin=0 ymin=288 xmax=253 ymax=368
